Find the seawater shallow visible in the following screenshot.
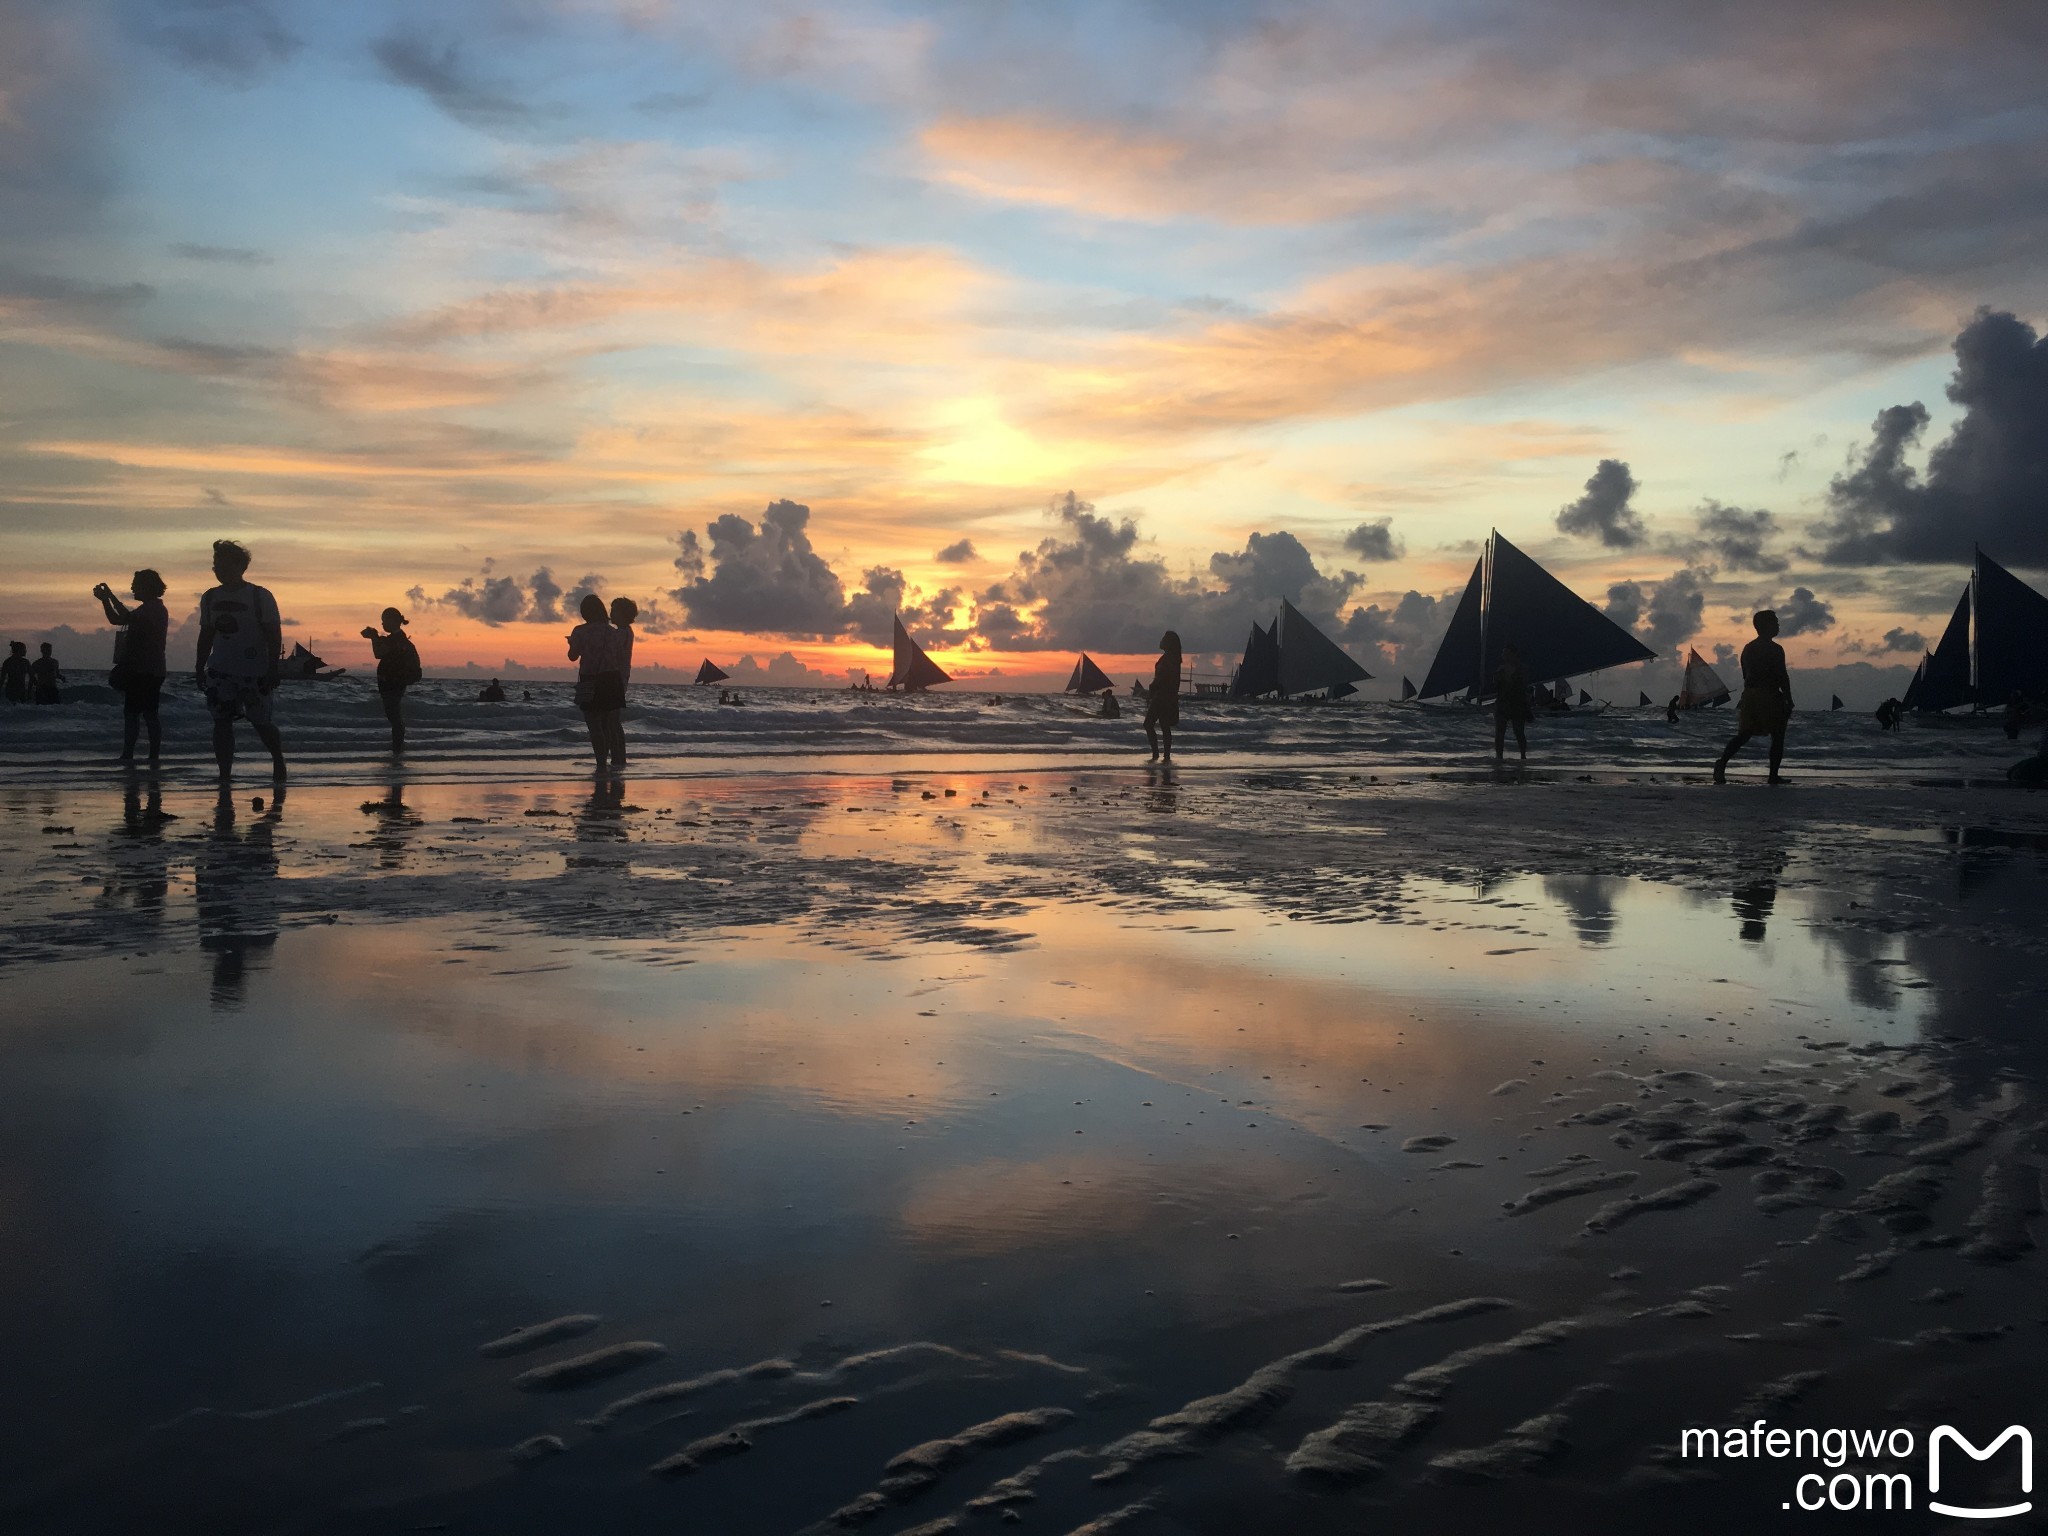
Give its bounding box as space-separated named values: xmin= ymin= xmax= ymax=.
xmin=0 ymin=771 xmax=2043 ymax=1534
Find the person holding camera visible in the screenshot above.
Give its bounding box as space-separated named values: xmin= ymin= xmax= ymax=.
xmin=94 ymin=569 xmax=170 ymax=763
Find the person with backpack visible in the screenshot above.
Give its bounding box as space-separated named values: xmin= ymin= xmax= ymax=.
xmin=362 ymin=606 xmax=422 ymax=757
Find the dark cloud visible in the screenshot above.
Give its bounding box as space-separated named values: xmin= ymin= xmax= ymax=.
xmin=1768 ymin=586 xmax=1836 ymax=637
xmin=169 ymin=242 xmax=272 ymax=265
xmin=725 ymin=651 xmax=839 ymax=686
xmin=1342 ymin=519 xmax=1401 ymax=561
xmin=144 ymin=0 xmax=300 ymax=86
xmin=669 ymin=499 xmax=906 ymax=643
xmin=1693 ymin=500 xmax=1786 ymax=573
xmin=1878 ymin=625 xmax=1925 ymax=653
xmin=934 ymin=538 xmax=978 ymax=563
xmin=1555 ymin=459 xmax=1645 ymax=548
xmin=406 ymin=565 xmax=604 ymax=626
xmin=371 ymin=29 xmax=538 ymax=132
xmin=1604 ymin=567 xmax=1707 ymax=655
xmin=1813 ymin=309 xmax=2048 ymax=564
xmin=1335 ymin=588 xmax=1449 ymax=680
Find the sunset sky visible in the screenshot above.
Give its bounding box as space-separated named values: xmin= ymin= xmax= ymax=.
xmin=4 ymin=0 xmax=2046 ymax=692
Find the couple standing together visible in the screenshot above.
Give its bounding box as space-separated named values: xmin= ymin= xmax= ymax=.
xmin=568 ymin=594 xmax=638 ymax=771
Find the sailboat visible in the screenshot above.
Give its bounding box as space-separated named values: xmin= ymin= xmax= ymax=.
xmin=693 ymin=658 xmax=729 ymax=686
xmin=1830 ymin=695 xmax=1844 ymax=711
xmin=1906 ymin=548 xmax=2048 ymax=714
xmin=1229 ymin=599 xmax=1372 ymax=700
xmin=1417 ymin=530 xmax=1655 ymax=700
xmin=1637 ymin=691 xmax=1654 ymax=707
xmin=1578 ymin=688 xmax=1593 ymax=707
xmin=279 ymin=641 xmax=345 ymax=680
xmin=1401 ymin=677 xmax=1418 ymax=701
xmin=1678 ymin=649 xmax=1731 ymax=710
xmin=1064 ymin=654 xmax=1114 ymax=694
xmin=886 ymin=615 xmax=951 ymax=692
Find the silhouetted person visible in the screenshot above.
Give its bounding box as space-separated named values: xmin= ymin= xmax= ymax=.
xmin=1665 ymin=695 xmax=1680 ymax=725
xmin=1144 ymin=630 xmax=1181 ymax=761
xmin=1714 ymin=610 xmax=1792 ymax=784
xmin=607 ymin=596 xmax=638 ymax=768
xmin=1100 ymin=691 xmax=1121 ymax=719
xmin=196 ymin=539 xmax=286 ymax=782
xmin=2002 ymin=690 xmax=2029 ymax=742
xmin=95 ymin=569 xmax=170 ymax=762
xmin=1875 ymin=697 xmax=1902 ymax=731
xmin=566 ymin=592 xmax=622 ymax=772
xmin=362 ymin=606 xmax=421 ymax=757
xmin=478 ymin=679 xmax=506 ymax=702
xmin=29 ymin=642 xmax=62 ymax=704
xmin=1493 ymin=642 xmax=1530 ymax=761
xmin=1 ymin=641 xmax=27 ymax=703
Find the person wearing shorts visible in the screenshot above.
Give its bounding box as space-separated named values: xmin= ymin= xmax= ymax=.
xmin=1714 ymin=610 xmax=1792 ymax=784
xmin=196 ymin=539 xmax=286 ymax=782
xmin=95 ymin=568 xmax=170 ymax=763
xmin=1143 ymin=630 xmax=1182 ymax=761
xmin=362 ymin=606 xmax=422 ymax=757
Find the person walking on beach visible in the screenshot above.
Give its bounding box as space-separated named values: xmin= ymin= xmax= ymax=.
xmin=29 ymin=642 xmax=63 ymax=704
xmin=1144 ymin=630 xmax=1182 ymax=761
xmin=361 ymin=607 xmax=422 ymax=757
xmin=2 ymin=641 xmax=30 ymax=702
xmin=607 ymin=596 xmax=638 ymax=769
xmin=94 ymin=569 xmax=170 ymax=762
xmin=566 ymin=593 xmax=623 ymax=772
xmin=1493 ymin=642 xmax=1531 ymax=761
xmin=195 ymin=539 xmax=286 ymax=782
xmin=1713 ymin=610 xmax=1792 ymax=784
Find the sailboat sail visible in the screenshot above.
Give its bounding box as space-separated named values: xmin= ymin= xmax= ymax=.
xmin=1638 ymin=691 xmax=1653 ymax=707
xmin=1229 ymin=621 xmax=1281 ymax=697
xmin=694 ymin=658 xmax=729 ymax=685
xmin=888 ymin=616 xmax=951 ymax=691
xmin=1915 ymin=586 xmax=1973 ymax=711
xmin=1418 ymin=531 xmax=1655 ymax=699
xmin=1678 ymin=649 xmax=1730 ymax=710
xmin=1972 ymin=549 xmax=2048 ymax=703
xmin=1276 ymin=599 xmax=1372 ymax=697
xmin=1400 ymin=676 xmax=1417 ymax=701
xmin=1579 ymin=688 xmax=1593 ymax=706
xmin=1900 ymin=655 xmax=1927 ymax=712
xmin=1831 ymin=695 xmax=1843 ymax=711
xmin=1064 ymin=654 xmax=1114 ymax=693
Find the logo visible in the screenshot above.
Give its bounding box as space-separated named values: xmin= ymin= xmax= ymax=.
xmin=1929 ymin=1426 xmax=2032 ymax=1520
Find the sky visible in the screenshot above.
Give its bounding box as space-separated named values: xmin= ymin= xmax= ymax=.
xmin=4 ymin=0 xmax=2047 ymax=696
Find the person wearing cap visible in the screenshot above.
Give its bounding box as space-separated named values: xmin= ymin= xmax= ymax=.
xmin=362 ymin=606 xmax=423 ymax=757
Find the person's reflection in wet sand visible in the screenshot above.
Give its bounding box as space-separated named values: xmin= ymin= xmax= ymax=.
xmin=195 ymin=785 xmax=284 ymax=1007
xmin=1142 ymin=760 xmax=1179 ymax=814
xmin=568 ymin=776 xmax=630 ymax=870
xmin=101 ymin=770 xmax=176 ymax=943
xmin=1731 ymin=876 xmax=1779 ymax=942
xmin=359 ymin=781 xmax=422 ymax=870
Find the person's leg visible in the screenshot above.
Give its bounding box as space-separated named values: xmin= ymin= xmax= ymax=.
xmin=1160 ymin=721 xmax=1173 ymax=761
xmin=213 ymin=719 xmax=235 ymax=780
xmin=380 ymin=689 xmax=405 ymax=755
xmin=604 ymin=710 xmax=625 ymax=766
xmin=583 ymin=710 xmax=606 ymax=767
xmin=254 ymin=722 xmax=286 ymax=777
xmin=1494 ymin=715 xmax=1506 ymax=760
xmin=1767 ymin=727 xmax=1786 ymax=782
xmin=120 ymin=698 xmax=140 ymax=760
xmin=1143 ymin=711 xmax=1159 ymax=759
xmin=142 ymin=704 xmax=161 ymax=761
xmin=1514 ymin=720 xmax=1527 ymax=759
xmin=1713 ymin=732 xmax=1751 ymax=781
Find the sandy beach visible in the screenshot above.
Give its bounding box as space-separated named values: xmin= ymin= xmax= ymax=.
xmin=0 ymin=758 xmax=2042 ymax=1535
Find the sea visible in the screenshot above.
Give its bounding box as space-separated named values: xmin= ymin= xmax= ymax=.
xmin=0 ymin=673 xmax=2032 ymax=785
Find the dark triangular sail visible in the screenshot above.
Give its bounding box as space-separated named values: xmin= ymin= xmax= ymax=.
xmin=1579 ymin=688 xmax=1593 ymax=706
xmin=1276 ymin=600 xmax=1371 ymax=696
xmin=1830 ymin=695 xmax=1843 ymax=711
xmin=1230 ymin=621 xmax=1281 ymax=697
xmin=1401 ymin=677 xmax=1417 ymax=701
xmin=1916 ymin=586 xmax=1972 ymax=711
xmin=1638 ymin=691 xmax=1653 ymax=707
xmin=1484 ymin=532 xmax=1655 ymax=693
xmin=1901 ymin=655 xmax=1927 ymax=712
xmin=1418 ymin=557 xmax=1484 ymax=698
xmin=694 ymin=658 xmax=729 ymax=685
xmin=889 ymin=616 xmax=951 ymax=691
xmin=1065 ymin=654 xmax=1114 ymax=694
xmin=1972 ymin=549 xmax=2048 ymax=703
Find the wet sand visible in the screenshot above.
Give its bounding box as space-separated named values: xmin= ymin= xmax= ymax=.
xmin=0 ymin=765 xmax=2043 ymax=1534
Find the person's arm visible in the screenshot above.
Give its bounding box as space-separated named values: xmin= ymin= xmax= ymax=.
xmin=259 ymin=589 xmax=281 ymax=686
xmin=1773 ymin=645 xmax=1793 ymax=708
xmin=195 ymin=593 xmax=215 ymax=681
xmin=566 ymin=626 xmax=585 ymax=662
xmin=95 ymin=587 xmax=132 ymax=625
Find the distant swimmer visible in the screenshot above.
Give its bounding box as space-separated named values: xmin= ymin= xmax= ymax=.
xmin=94 ymin=569 xmax=170 ymax=762
xmin=1665 ymin=695 xmax=1680 ymax=726
xmin=607 ymin=597 xmax=637 ymax=769
xmin=195 ymin=538 xmax=287 ymax=782
xmin=2003 ymin=690 xmax=2030 ymax=742
xmin=1099 ymin=691 xmax=1121 ymax=719
xmin=566 ymin=593 xmax=623 ymax=773
xmin=29 ymin=642 xmax=63 ymax=704
xmin=478 ymin=679 xmax=506 ymax=702
xmin=1493 ymin=642 xmax=1531 ymax=761
xmin=1144 ymin=630 xmax=1181 ymax=761
xmin=1875 ymin=697 xmax=1902 ymax=731
xmin=362 ymin=606 xmax=421 ymax=757
xmin=3 ymin=640 xmax=32 ymax=703
xmin=1713 ymin=610 xmax=1791 ymax=784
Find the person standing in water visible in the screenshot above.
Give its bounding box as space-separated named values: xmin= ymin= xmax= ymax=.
xmin=362 ymin=607 xmax=422 ymax=757
xmin=3 ymin=640 xmax=33 ymax=702
xmin=195 ymin=539 xmax=286 ymax=781
xmin=1493 ymin=642 xmax=1531 ymax=761
xmin=29 ymin=642 xmax=63 ymax=704
xmin=1714 ymin=610 xmax=1792 ymax=784
xmin=566 ymin=593 xmax=622 ymax=772
xmin=94 ymin=569 xmax=170 ymax=762
xmin=607 ymin=596 xmax=638 ymax=769
xmin=1143 ymin=630 xmax=1182 ymax=761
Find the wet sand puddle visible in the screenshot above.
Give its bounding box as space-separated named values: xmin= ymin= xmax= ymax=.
xmin=0 ymin=770 xmax=2042 ymax=1533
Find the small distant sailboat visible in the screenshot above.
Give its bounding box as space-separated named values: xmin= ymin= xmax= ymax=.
xmin=1578 ymin=688 xmax=1593 ymax=706
xmin=1418 ymin=530 xmax=1654 ymax=699
xmin=694 ymin=658 xmax=729 ymax=686
xmin=1830 ymin=694 xmax=1844 ymax=711
xmin=1229 ymin=599 xmax=1372 ymax=700
xmin=1400 ymin=676 xmax=1417 ymax=701
xmin=1906 ymin=547 xmax=2048 ymax=713
xmin=1064 ymin=653 xmax=1114 ymax=694
xmin=886 ymin=615 xmax=951 ymax=692
xmin=1678 ymin=648 xmax=1731 ymax=710
xmin=1638 ymin=691 xmax=1653 ymax=707
xmin=279 ymin=641 xmax=345 ymax=680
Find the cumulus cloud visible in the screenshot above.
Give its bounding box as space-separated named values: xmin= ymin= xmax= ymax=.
xmin=1556 ymin=459 xmax=1645 ymax=548
xmin=407 ymin=564 xmax=604 ymax=626
xmin=1342 ymin=519 xmax=1401 ymax=561
xmin=1604 ymin=567 xmax=1708 ymax=654
xmin=1335 ymin=588 xmax=1449 ymax=680
xmin=1845 ymin=625 xmax=1927 ymax=656
xmin=669 ymin=499 xmax=909 ymax=643
xmin=934 ymin=538 xmax=978 ymax=563
xmin=1762 ymin=586 xmax=1836 ymax=637
xmin=724 ymin=651 xmax=840 ymax=686
xmin=1693 ymin=501 xmax=1786 ymax=573
xmin=1813 ymin=309 xmax=2048 ymax=564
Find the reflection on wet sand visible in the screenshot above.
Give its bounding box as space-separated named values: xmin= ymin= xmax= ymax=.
xmin=194 ymin=786 xmax=284 ymax=1007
